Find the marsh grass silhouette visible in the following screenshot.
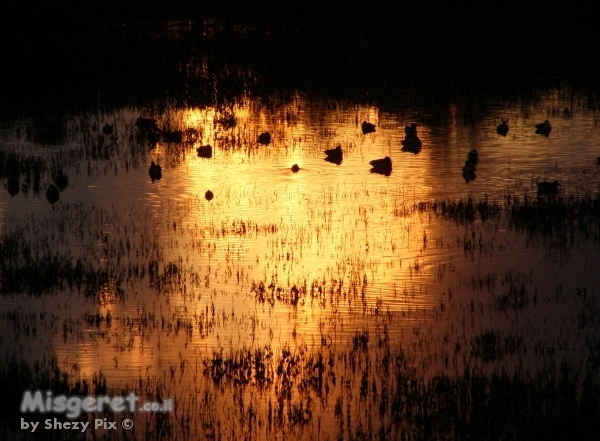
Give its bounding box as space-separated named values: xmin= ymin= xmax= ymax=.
xmin=1 ymin=188 xmax=600 ymax=439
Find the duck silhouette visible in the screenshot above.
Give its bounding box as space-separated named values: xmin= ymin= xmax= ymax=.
xmin=596 ymin=156 xmax=600 ymax=165
xmin=54 ymin=171 xmax=69 ymax=191
xmin=496 ymin=119 xmax=509 ymax=136
xmin=102 ymin=124 xmax=114 ymax=135
xmin=462 ymin=161 xmax=476 ymax=174
xmin=291 ymin=164 xmax=300 ymax=173
xmin=361 ymin=121 xmax=376 ymax=134
xmin=462 ymin=169 xmax=476 ymax=183
xmin=401 ymin=137 xmax=422 ymax=153
xmin=6 ymin=177 xmax=19 ymax=196
xmin=197 ymin=145 xmax=213 ymax=158
xmin=324 ymin=145 xmax=343 ymax=164
xmin=537 ymin=180 xmax=561 ymax=196
xmin=149 ymin=161 xmax=162 ymax=182
xmin=205 ymin=190 xmax=214 ymax=201
xmin=467 ymin=149 xmax=478 ymax=165
xmin=46 ymin=184 xmax=60 ymax=204
xmin=535 ymin=120 xmax=552 ymax=136
xmin=258 ymin=132 xmax=271 ymax=145
xmin=369 ymin=156 xmax=392 ymax=175
xmin=404 ymin=123 xmax=418 ymax=139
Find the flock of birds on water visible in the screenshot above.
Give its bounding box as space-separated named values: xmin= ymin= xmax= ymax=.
xmin=4 ymin=116 xmax=600 ymax=204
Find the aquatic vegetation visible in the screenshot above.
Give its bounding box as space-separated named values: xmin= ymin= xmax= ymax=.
xmin=161 ymin=130 xmax=183 ymax=144
xmin=2 ymin=51 xmax=600 ymax=441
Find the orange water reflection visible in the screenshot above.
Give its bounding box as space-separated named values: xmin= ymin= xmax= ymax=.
xmin=1 ymin=92 xmax=600 ymax=438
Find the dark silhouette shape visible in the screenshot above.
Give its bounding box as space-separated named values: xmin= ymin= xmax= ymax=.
xmin=291 ymin=164 xmax=300 ymax=173
xmin=596 ymin=156 xmax=600 ymax=165
xmin=205 ymin=190 xmax=214 ymax=201
xmin=369 ymin=156 xmax=392 ymax=175
xmin=361 ymin=121 xmax=376 ymax=134
xmin=496 ymin=119 xmax=509 ymax=136
xmin=149 ymin=161 xmax=162 ymax=182
xmin=102 ymin=124 xmax=114 ymax=135
xmin=467 ymin=149 xmax=478 ymax=165
xmin=537 ymin=180 xmax=561 ymax=196
xmin=136 ymin=117 xmax=158 ymax=131
xmin=7 ymin=177 xmax=19 ymax=196
xmin=462 ymin=161 xmax=476 ymax=175
xmin=405 ymin=123 xmax=418 ymax=138
xmin=401 ymin=138 xmax=422 ymax=153
xmin=54 ymin=171 xmax=68 ymax=190
xmin=324 ymin=145 xmax=343 ymax=164
xmin=401 ymin=122 xmax=421 ymax=152
xmin=535 ymin=120 xmax=552 ymax=136
xmin=325 ymin=157 xmax=343 ymax=165
xmin=197 ymin=145 xmax=213 ymax=158
xmin=258 ymin=132 xmax=271 ymax=145
xmin=162 ymin=131 xmax=183 ymax=143
xmin=462 ymin=169 xmax=476 ymax=183
xmin=46 ymin=184 xmax=60 ymax=204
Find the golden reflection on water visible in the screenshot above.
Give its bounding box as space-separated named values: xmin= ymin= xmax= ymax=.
xmin=2 ymin=91 xmax=600 ymax=438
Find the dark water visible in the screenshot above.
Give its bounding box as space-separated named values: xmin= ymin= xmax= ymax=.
xmin=2 ymin=18 xmax=600 ymax=441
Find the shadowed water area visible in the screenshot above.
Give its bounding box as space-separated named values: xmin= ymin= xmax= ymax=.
xmin=2 ymin=11 xmax=600 ymax=441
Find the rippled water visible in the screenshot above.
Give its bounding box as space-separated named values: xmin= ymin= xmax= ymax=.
xmin=2 ymin=90 xmax=600 ymax=439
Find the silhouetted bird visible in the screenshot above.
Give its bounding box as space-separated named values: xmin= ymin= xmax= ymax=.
xmin=535 ymin=120 xmax=552 ymax=135
xmin=596 ymin=156 xmax=600 ymax=165
xmin=197 ymin=145 xmax=213 ymax=158
xmin=462 ymin=169 xmax=476 ymax=183
xmin=205 ymin=190 xmax=214 ymax=201
xmin=462 ymin=161 xmax=476 ymax=174
xmin=496 ymin=119 xmax=509 ymax=136
xmin=537 ymin=180 xmax=561 ymax=196
xmin=46 ymin=184 xmax=60 ymax=204
xmin=258 ymin=132 xmax=271 ymax=145
xmin=369 ymin=156 xmax=392 ymax=175
xmin=325 ymin=156 xmax=343 ymax=165
xmin=7 ymin=177 xmax=19 ymax=196
xmin=324 ymin=145 xmax=343 ymax=164
xmin=102 ymin=124 xmax=114 ymax=135
xmin=467 ymin=149 xmax=478 ymax=165
xmin=361 ymin=121 xmax=376 ymax=134
xmin=404 ymin=123 xmax=418 ymax=139
xmin=149 ymin=161 xmax=162 ymax=182
xmin=291 ymin=164 xmax=300 ymax=173
xmin=54 ymin=171 xmax=68 ymax=191
xmin=401 ymin=137 xmax=422 ymax=153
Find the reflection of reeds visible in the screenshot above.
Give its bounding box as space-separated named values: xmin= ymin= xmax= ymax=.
xmin=2 ymin=326 xmax=600 ymax=440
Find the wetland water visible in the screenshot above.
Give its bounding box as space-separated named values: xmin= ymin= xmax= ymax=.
xmin=2 ymin=20 xmax=600 ymax=441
